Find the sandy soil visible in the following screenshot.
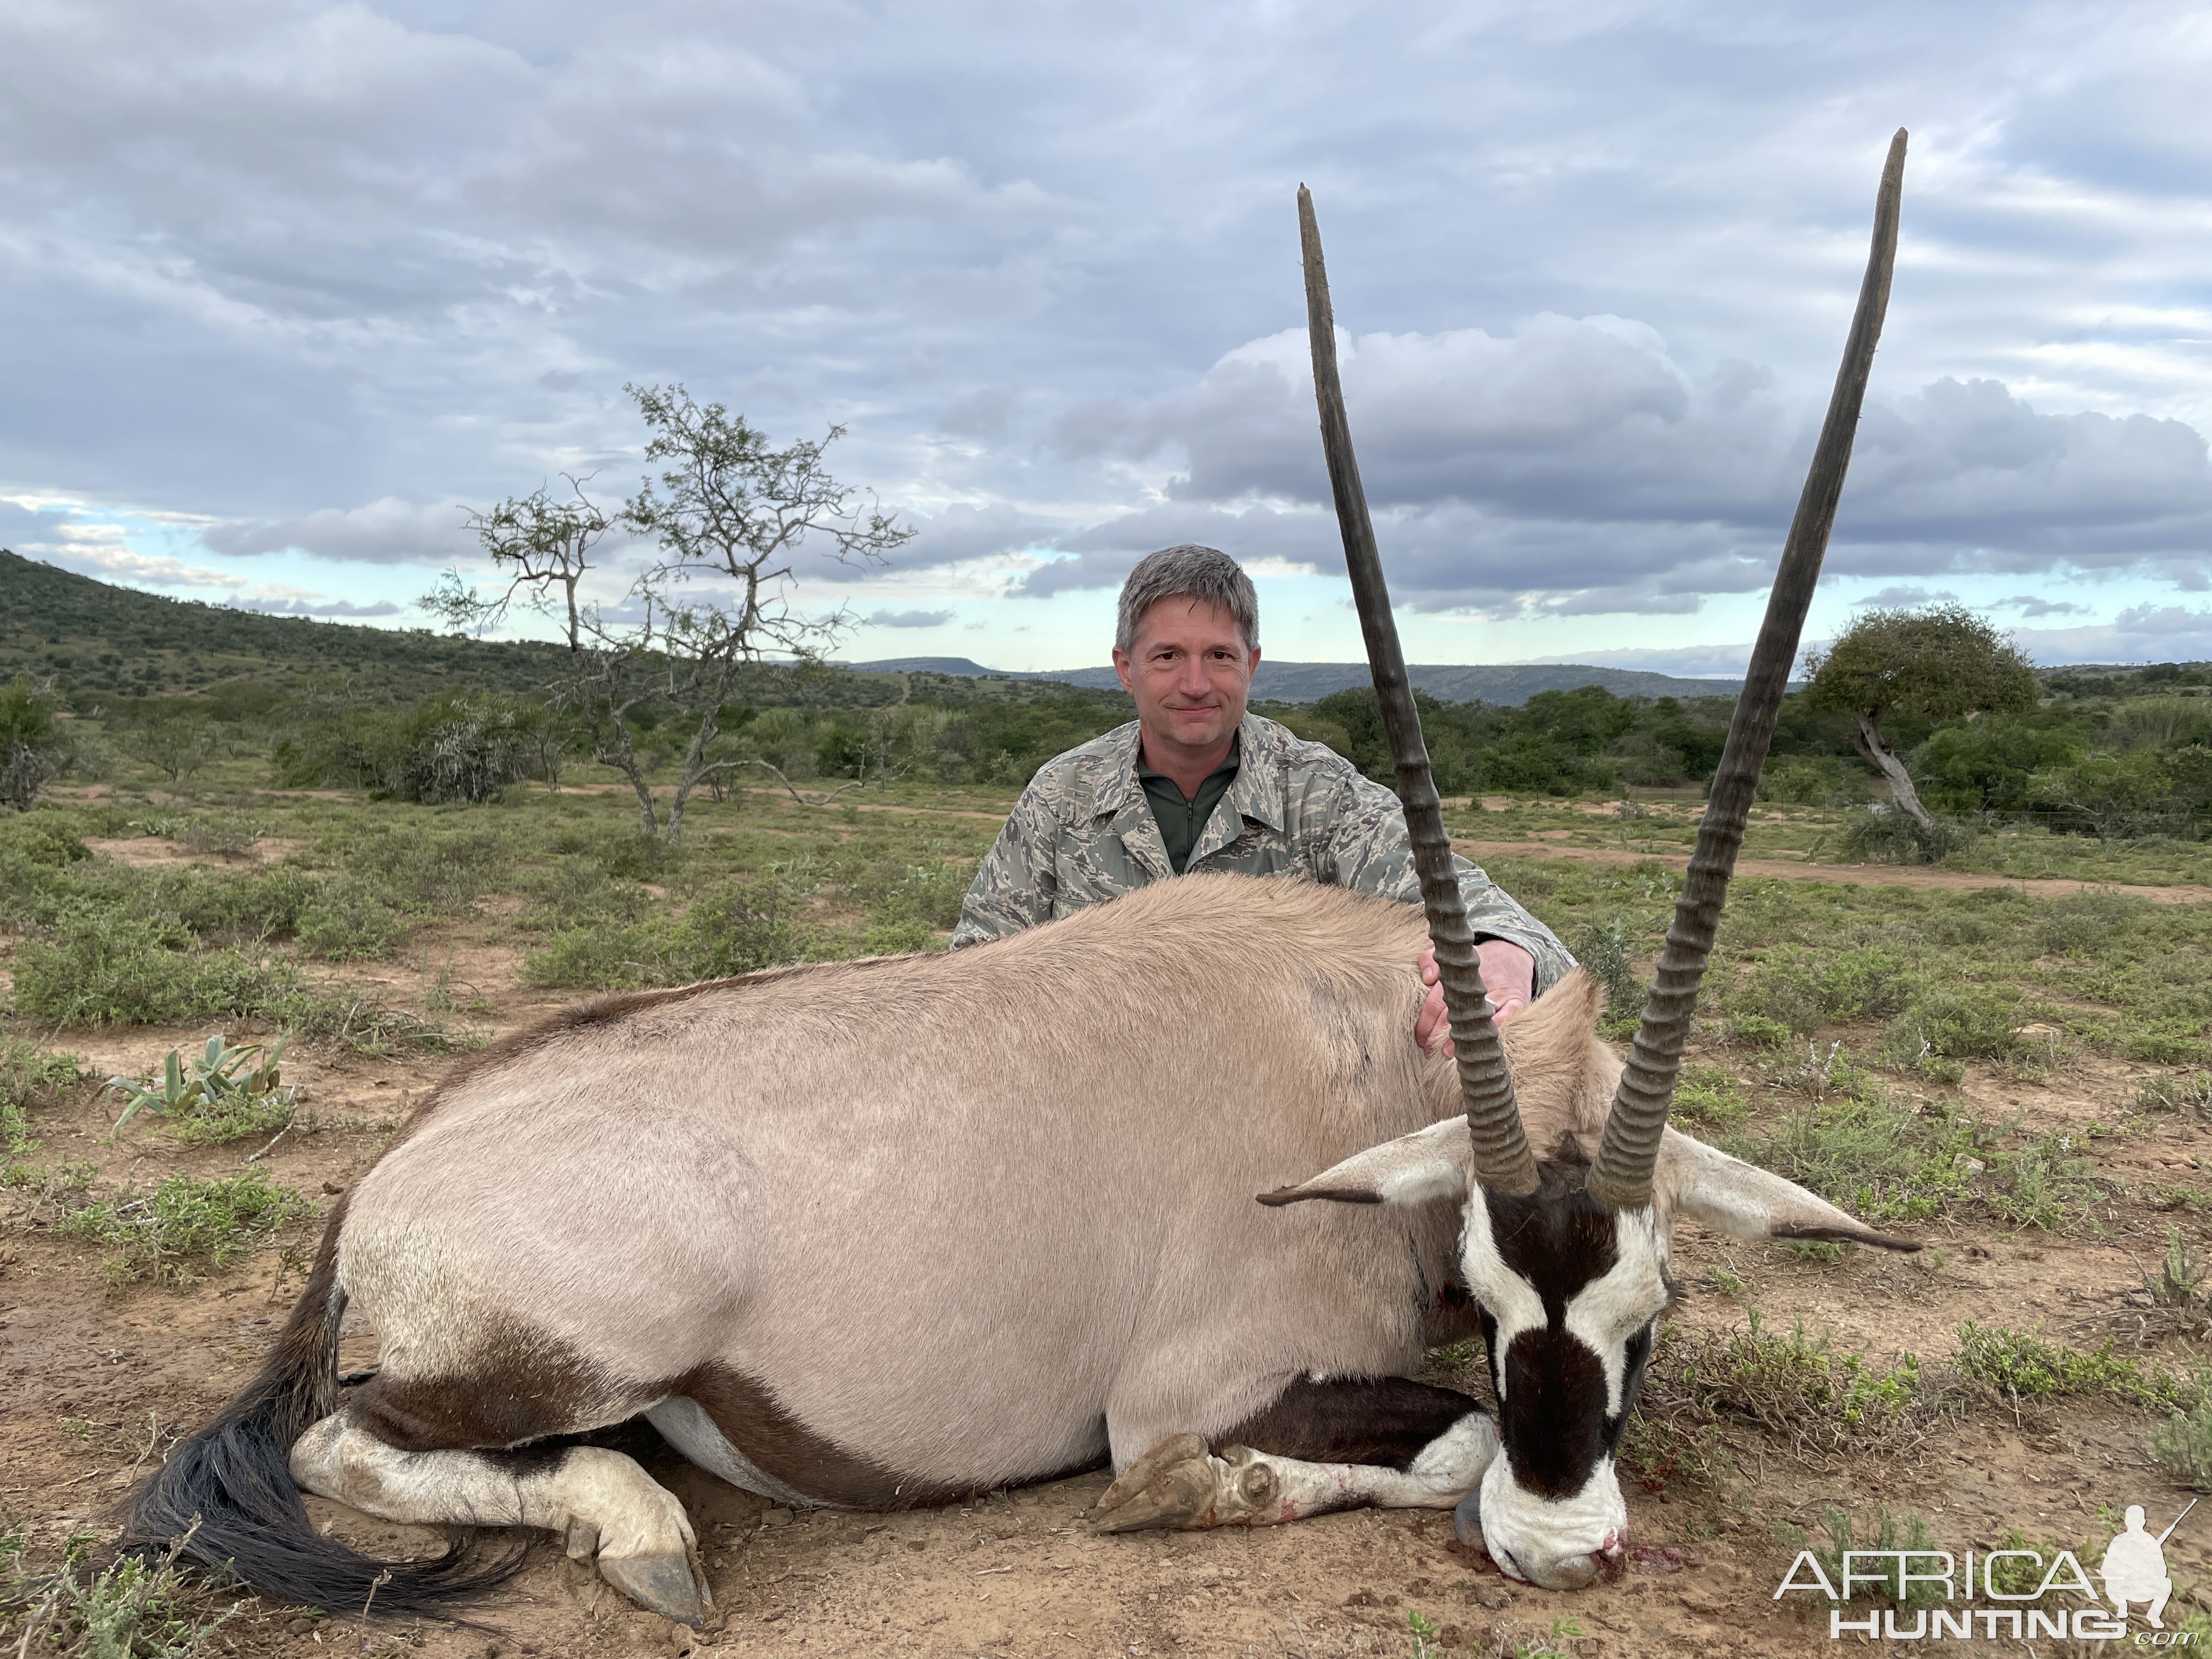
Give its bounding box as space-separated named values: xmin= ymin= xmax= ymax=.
xmin=9 ymin=904 xmax=2212 ymax=1655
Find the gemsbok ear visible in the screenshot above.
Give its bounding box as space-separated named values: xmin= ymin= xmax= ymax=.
xmin=1257 ymin=1118 xmax=1472 ymax=1209
xmin=1659 ymin=1130 xmax=1918 ymax=1251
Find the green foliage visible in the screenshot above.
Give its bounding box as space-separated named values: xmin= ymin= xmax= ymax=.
xmin=2 ymin=1039 xmax=82 ymax=1179
xmin=1663 ymin=1312 xmax=1925 ymax=1454
xmin=59 ymin=1171 xmax=313 ymax=1286
xmin=12 ymin=908 xmax=304 ymax=1027
xmin=1880 ymin=983 xmax=2024 ymax=1068
xmin=107 ymin=1034 xmax=293 ymax=1145
xmin=1954 ymin=1322 xmax=2205 ymax=1410
xmin=524 ymin=873 xmax=810 ymax=990
xmin=1672 ymin=1064 xmax=1751 ymax=1128
xmin=0 ymin=672 xmax=70 ymax=811
xmin=1915 ymin=711 xmax=2089 ymax=813
xmin=1565 ymin=920 xmax=1642 ymax=1032
xmin=1757 ymin=754 xmax=1861 ymax=806
xmin=2151 ymin=1398 xmax=2212 ymax=1491
xmin=1 ymin=1524 xmax=241 ymax=1659
xmin=1725 ymin=1077 xmax=1982 ymax=1224
xmin=1803 ymin=604 xmax=2039 ymax=726
xmin=276 ymin=690 xmax=550 ymax=802
xmin=295 ymin=877 xmax=413 ymax=960
xmin=1835 ymin=806 xmax=1978 ymax=864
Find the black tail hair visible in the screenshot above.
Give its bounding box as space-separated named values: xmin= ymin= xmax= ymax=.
xmin=126 ymin=1200 xmax=526 ymax=1619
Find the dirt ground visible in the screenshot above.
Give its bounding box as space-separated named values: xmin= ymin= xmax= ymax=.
xmin=9 ymin=863 xmax=2212 ymax=1657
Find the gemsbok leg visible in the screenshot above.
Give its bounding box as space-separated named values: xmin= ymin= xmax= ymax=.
xmin=290 ymin=1407 xmax=709 ymax=1621
xmin=1094 ymin=1377 xmax=1498 ymax=1531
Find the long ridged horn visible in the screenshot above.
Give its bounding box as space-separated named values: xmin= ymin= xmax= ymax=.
xmin=1586 ymin=129 xmax=1909 ymax=1214
xmin=1299 ymin=184 xmax=1539 ymax=1198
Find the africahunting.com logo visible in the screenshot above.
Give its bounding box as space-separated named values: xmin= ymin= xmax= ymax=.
xmin=1774 ymin=1501 xmax=2200 ymax=1643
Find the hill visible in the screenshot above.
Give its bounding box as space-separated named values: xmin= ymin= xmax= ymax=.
xmin=849 ymin=654 xmax=1743 ymax=706
xmin=0 ymin=549 xmax=572 ymax=703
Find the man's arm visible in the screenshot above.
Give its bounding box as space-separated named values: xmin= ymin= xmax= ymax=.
xmin=950 ymin=787 xmax=1061 ymax=947
xmin=1318 ymin=769 xmax=1576 ymax=992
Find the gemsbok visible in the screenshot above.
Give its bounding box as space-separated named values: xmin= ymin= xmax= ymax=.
xmin=131 ymin=132 xmax=1914 ymax=1619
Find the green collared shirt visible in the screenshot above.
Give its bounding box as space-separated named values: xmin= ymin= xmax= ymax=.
xmin=1138 ymin=736 xmax=1242 ymax=875
xmin=950 ymin=713 xmax=1574 ymax=990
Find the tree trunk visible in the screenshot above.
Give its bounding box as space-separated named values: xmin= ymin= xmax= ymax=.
xmin=1850 ymin=710 xmax=1933 ymax=828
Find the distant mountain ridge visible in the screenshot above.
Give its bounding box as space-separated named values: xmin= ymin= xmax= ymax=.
xmin=847 ymin=656 xmax=1745 ymax=707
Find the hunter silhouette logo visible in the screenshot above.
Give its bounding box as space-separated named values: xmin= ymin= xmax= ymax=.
xmin=2102 ymin=1501 xmax=2194 ymax=1630
xmin=1773 ymin=1500 xmax=2202 ymax=1642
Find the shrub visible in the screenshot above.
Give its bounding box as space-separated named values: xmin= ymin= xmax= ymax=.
xmin=12 ymin=908 xmax=304 ymax=1027
xmin=0 ymin=674 xmax=69 ymax=812
xmin=1756 ymin=755 xmax=1861 ymax=808
xmin=2032 ymin=889 xmax=2149 ymax=956
xmin=1837 ymin=808 xmax=1978 ymax=865
xmin=276 ymin=691 xmax=549 ymax=803
xmin=524 ymin=874 xmax=808 ymax=990
xmin=1734 ymin=950 xmax=1829 ymax=1036
xmin=296 ymin=878 xmax=413 ymax=961
xmin=59 ymin=1171 xmax=313 ymax=1286
xmin=1953 ymin=1323 xmax=2204 ymax=1410
xmin=2151 ymin=1400 xmax=2212 ymax=1491
xmin=1881 ymin=984 xmax=2023 ymax=1068
xmin=1672 ymin=1064 xmax=1750 ymax=1128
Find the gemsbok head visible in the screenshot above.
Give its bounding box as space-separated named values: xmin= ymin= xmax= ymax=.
xmin=1263 ymin=132 xmax=1915 ymax=1589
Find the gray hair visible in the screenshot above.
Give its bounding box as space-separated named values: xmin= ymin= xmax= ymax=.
xmin=1114 ymin=545 xmax=1260 ymax=657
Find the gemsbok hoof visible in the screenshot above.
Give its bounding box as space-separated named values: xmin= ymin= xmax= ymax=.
xmin=596 ymin=1548 xmax=712 ymax=1628
xmin=1093 ymin=1435 xmax=1281 ymax=1532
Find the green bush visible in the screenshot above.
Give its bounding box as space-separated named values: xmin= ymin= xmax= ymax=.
xmin=1734 ymin=949 xmax=1829 ymax=1036
xmin=1756 ymin=754 xmax=1861 ymax=807
xmin=2031 ymin=889 xmax=2148 ymax=956
xmin=861 ymin=919 xmax=936 ymax=956
xmin=276 ymin=691 xmax=549 ymax=803
xmin=1954 ymin=1323 xmax=2203 ymax=1410
xmin=1881 ymin=984 xmax=2023 ymax=1066
xmin=1838 ymin=808 xmax=1978 ymax=865
xmin=296 ymin=878 xmax=413 ymax=961
xmin=2151 ymin=1400 xmax=2212 ymax=1491
xmin=1672 ymin=1064 xmax=1750 ymax=1128
xmin=12 ymin=907 xmax=304 ymax=1027
xmin=524 ymin=874 xmax=808 ymax=990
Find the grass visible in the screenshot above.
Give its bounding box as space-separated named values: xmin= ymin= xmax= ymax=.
xmin=1953 ymin=1322 xmax=2208 ymax=1412
xmin=58 ymin=1171 xmax=314 ymax=1288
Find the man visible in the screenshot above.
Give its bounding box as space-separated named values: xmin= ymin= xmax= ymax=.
xmin=953 ymin=545 xmax=1572 ymax=1046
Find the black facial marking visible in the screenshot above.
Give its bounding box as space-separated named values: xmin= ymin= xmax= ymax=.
xmin=1470 ymin=1152 xmax=1653 ymax=1497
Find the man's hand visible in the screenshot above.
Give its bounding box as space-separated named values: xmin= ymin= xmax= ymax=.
xmin=1415 ymin=940 xmax=1536 ymax=1055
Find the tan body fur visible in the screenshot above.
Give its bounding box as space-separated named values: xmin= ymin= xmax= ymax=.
xmin=336 ymin=874 xmax=1611 ymax=1497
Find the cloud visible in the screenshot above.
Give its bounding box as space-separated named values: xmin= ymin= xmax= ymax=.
xmin=2012 ymin=606 xmax=2212 ymax=665
xmin=202 ymin=497 xmax=470 ymax=566
xmin=8 ymin=0 xmax=2212 ymax=656
xmin=1071 ymin=318 xmax=2212 ymax=616
xmin=235 ymin=596 xmax=403 ymax=617
xmin=1858 ymin=586 xmax=1958 ymax=608
xmin=864 ymin=608 xmax=953 ymax=628
xmin=1995 ymin=594 xmax=2090 ymax=619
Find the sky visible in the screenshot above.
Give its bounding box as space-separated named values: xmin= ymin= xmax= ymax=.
xmin=3 ymin=0 xmax=2210 ymax=678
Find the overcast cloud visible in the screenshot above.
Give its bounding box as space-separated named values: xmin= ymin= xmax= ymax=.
xmin=4 ymin=0 xmax=2211 ymax=670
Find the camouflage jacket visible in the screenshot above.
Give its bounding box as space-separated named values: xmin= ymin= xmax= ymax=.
xmin=951 ymin=714 xmax=1575 ymax=989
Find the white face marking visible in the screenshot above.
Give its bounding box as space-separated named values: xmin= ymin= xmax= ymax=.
xmin=1561 ymin=1210 xmax=1671 ymax=1418
xmin=1455 ymin=1190 xmax=1543 ymax=1401
xmin=1477 ymin=1450 xmax=1628 ymax=1589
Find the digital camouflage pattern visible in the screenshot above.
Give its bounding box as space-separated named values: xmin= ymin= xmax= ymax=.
xmin=952 ymin=714 xmax=1575 ymax=988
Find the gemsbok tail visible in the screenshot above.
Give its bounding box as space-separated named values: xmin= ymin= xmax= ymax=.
xmin=126 ymin=1201 xmax=521 ymax=1618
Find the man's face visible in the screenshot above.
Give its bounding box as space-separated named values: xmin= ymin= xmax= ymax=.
xmin=1111 ymin=597 xmax=1259 ymax=763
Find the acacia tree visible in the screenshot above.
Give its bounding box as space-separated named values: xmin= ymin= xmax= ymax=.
xmin=1802 ymin=604 xmax=2038 ymax=828
xmin=424 ymin=385 xmax=912 ymax=842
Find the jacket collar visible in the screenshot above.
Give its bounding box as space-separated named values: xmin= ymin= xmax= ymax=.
xmin=1091 ymin=713 xmax=1288 ymax=836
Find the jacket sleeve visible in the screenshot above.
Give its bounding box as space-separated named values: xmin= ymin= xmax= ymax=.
xmin=950 ymin=785 xmax=1061 ymax=947
xmin=1317 ymin=770 xmax=1577 ymax=992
